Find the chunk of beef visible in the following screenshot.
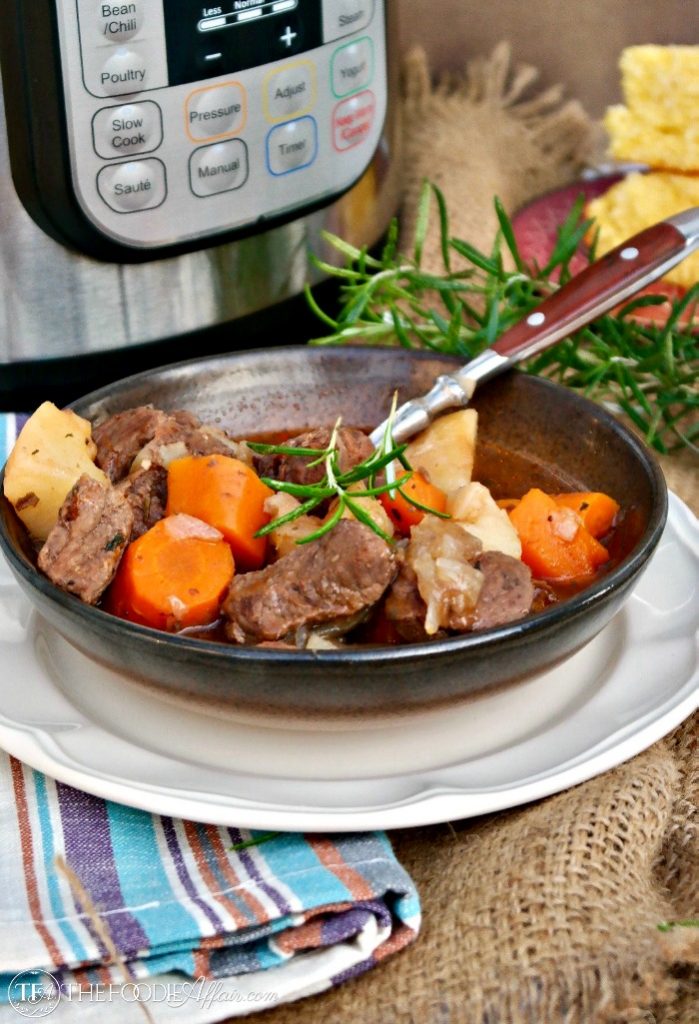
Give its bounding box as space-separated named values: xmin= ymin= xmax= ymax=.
xmin=37 ymin=474 xmax=133 ymax=604
xmin=255 ymin=427 xmax=373 ymax=489
xmin=116 ymin=464 xmax=168 ymax=540
xmin=223 ymin=518 xmax=396 ymax=644
xmin=471 ymin=551 xmax=534 ymax=630
xmin=133 ymin=418 xmax=252 ymax=471
xmin=385 ymin=542 xmax=535 ymax=638
xmin=93 ymin=407 xmax=198 ymax=482
xmin=385 ymin=562 xmax=437 ymax=643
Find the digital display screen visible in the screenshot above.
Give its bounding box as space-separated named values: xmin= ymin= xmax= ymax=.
xmin=164 ymin=0 xmax=323 ymax=86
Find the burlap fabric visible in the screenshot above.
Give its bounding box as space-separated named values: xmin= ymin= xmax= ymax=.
xmin=257 ymin=44 xmax=698 ymax=1024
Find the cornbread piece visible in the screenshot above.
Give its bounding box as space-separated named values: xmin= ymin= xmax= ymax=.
xmin=604 ymin=45 xmax=699 ymax=170
xmin=223 ymin=519 xmax=396 ymax=644
xmin=586 ymin=172 xmax=699 ymax=289
xmin=38 ymin=474 xmax=133 ymax=604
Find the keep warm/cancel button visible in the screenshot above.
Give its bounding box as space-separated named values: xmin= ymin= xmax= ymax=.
xmin=332 ymin=90 xmax=375 ymax=150
xmin=97 ymin=158 xmax=167 ymax=213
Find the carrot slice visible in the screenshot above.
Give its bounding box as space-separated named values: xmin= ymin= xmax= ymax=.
xmin=379 ymin=472 xmax=447 ymax=535
xmin=553 ymin=491 xmax=620 ymax=539
xmin=105 ymin=514 xmax=234 ymax=631
xmin=166 ymin=454 xmax=272 ymax=570
xmin=509 ymin=488 xmax=609 ymax=581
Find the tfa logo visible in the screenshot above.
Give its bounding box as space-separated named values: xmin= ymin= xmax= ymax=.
xmin=7 ymin=971 xmax=61 ymax=1018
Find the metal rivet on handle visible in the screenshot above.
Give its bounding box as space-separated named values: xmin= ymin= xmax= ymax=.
xmin=527 ymin=311 xmax=545 ymax=327
xmin=620 ymin=246 xmax=639 ymax=260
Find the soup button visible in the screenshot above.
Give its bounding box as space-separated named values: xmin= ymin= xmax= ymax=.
xmin=97 ymin=158 xmax=167 ymax=212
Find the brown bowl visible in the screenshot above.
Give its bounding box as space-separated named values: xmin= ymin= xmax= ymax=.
xmin=0 ymin=347 xmax=667 ymax=719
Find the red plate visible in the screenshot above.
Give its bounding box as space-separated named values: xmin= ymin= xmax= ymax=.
xmin=512 ymin=176 xmax=694 ymax=329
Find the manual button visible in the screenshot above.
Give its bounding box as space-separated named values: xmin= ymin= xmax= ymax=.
xmin=189 ymin=140 xmax=249 ymax=197
xmin=92 ymin=101 xmax=162 ymax=159
xmin=97 ymin=158 xmax=167 ymax=212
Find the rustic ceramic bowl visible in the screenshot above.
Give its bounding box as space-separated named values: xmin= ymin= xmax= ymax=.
xmin=0 ymin=347 xmax=667 ymax=720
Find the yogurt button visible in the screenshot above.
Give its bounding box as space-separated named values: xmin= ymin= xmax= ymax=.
xmin=98 ymin=1 xmax=143 ymax=42
xmin=99 ymin=48 xmax=149 ymax=96
xmin=186 ymin=84 xmax=246 ymax=141
xmin=266 ymin=117 xmax=318 ymax=175
xmin=92 ymin=101 xmax=163 ymax=159
xmin=189 ymin=140 xmax=249 ymax=196
xmin=97 ymin=158 xmax=166 ymax=212
xmin=332 ymin=37 xmax=373 ymax=97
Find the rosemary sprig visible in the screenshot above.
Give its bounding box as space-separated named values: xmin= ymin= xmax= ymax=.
xmin=305 ymin=181 xmax=698 ymax=454
xmin=248 ymin=400 xmax=449 ymax=545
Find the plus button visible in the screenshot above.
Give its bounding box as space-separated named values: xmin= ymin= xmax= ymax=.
xmin=280 ymin=25 xmax=297 ymax=47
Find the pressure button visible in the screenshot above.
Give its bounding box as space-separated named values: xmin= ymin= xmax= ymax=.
xmin=97 ymin=158 xmax=167 ymax=213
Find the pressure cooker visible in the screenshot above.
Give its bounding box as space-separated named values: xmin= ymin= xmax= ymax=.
xmin=0 ymin=0 xmax=399 ymax=406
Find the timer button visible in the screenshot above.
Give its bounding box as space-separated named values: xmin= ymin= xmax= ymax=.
xmin=189 ymin=140 xmax=249 ymax=197
xmin=92 ymin=101 xmax=163 ymax=159
xmin=331 ymin=36 xmax=374 ymax=97
xmin=322 ymin=0 xmax=374 ymax=42
xmin=266 ymin=116 xmax=318 ymax=176
xmin=185 ymin=82 xmax=246 ymax=142
xmin=98 ymin=2 xmax=143 ymax=43
xmin=264 ymin=60 xmax=316 ymax=124
xmin=99 ymin=47 xmax=149 ymax=96
xmin=97 ymin=158 xmax=167 ymax=212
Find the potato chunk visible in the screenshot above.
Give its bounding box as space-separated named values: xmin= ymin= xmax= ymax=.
xmin=447 ymin=481 xmax=522 ymax=559
xmin=3 ymin=402 xmax=108 ymax=541
xmin=405 ymin=409 xmax=477 ymax=496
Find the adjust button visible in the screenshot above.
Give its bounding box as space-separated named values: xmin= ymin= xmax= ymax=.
xmin=98 ymin=1 xmax=144 ymax=43
xmin=322 ymin=0 xmax=374 ymax=42
xmin=332 ymin=36 xmax=373 ymax=97
xmin=264 ymin=60 xmax=316 ymax=124
xmin=266 ymin=116 xmax=318 ymax=176
xmin=99 ymin=47 xmax=149 ymax=95
xmin=92 ymin=101 xmax=163 ymax=159
xmin=97 ymin=158 xmax=167 ymax=212
xmin=185 ymin=82 xmax=246 ymax=141
xmin=189 ymin=140 xmax=249 ymax=197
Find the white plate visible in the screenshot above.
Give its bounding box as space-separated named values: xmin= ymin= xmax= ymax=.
xmin=0 ymin=493 xmax=696 ymax=832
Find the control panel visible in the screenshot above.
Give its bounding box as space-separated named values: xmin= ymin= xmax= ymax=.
xmin=49 ymin=0 xmax=387 ymax=250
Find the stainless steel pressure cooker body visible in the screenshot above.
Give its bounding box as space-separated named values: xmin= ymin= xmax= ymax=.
xmin=0 ymin=0 xmax=399 ymax=402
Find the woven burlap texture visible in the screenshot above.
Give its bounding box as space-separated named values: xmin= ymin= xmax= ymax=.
xmin=258 ymin=44 xmax=698 ymax=1024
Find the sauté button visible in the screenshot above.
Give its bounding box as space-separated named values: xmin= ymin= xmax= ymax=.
xmin=264 ymin=61 xmax=316 ymax=123
xmin=332 ymin=90 xmax=375 ymax=150
xmin=97 ymin=158 xmax=167 ymax=212
xmin=189 ymin=140 xmax=249 ymax=197
xmin=186 ymin=83 xmax=246 ymax=141
xmin=332 ymin=37 xmax=373 ymax=97
xmin=321 ymin=0 xmax=374 ymax=42
xmin=99 ymin=48 xmax=149 ymax=95
xmin=92 ymin=101 xmax=163 ymax=159
xmin=98 ymin=2 xmax=143 ymax=43
xmin=266 ymin=116 xmax=318 ymax=175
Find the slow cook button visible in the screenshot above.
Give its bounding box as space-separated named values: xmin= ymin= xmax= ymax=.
xmin=186 ymin=83 xmax=246 ymax=141
xmin=332 ymin=90 xmax=375 ymax=150
xmin=189 ymin=140 xmax=249 ymax=197
xmin=322 ymin=0 xmax=374 ymax=42
xmin=331 ymin=36 xmax=373 ymax=97
xmin=97 ymin=158 xmax=167 ymax=212
xmin=92 ymin=101 xmax=163 ymax=159
xmin=264 ymin=60 xmax=316 ymax=123
xmin=98 ymin=1 xmax=143 ymax=43
xmin=99 ymin=48 xmax=149 ymax=95
xmin=266 ymin=116 xmax=318 ymax=175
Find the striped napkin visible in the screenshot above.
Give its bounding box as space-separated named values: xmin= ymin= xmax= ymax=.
xmin=0 ymin=413 xmax=421 ymax=1020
